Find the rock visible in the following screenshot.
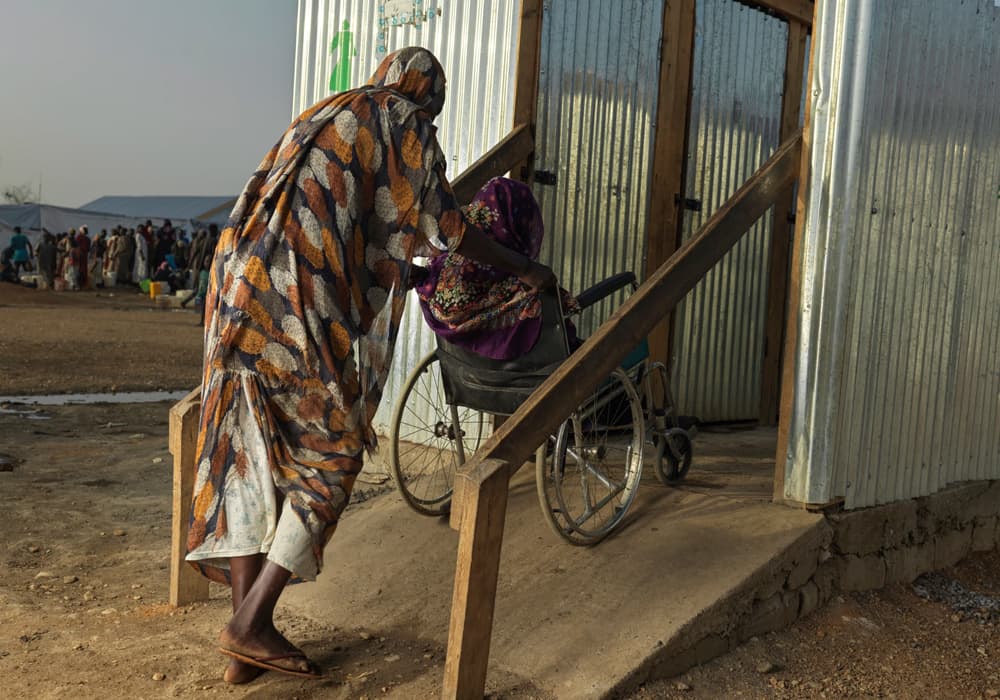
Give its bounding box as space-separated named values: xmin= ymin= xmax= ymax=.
xmin=423 ymin=653 xmax=433 ymax=660
xmin=675 ymin=681 xmax=692 ymax=691
xmin=984 ymin=689 xmax=998 ymax=698
xmin=152 ymin=457 xmax=163 ymax=464
xmin=977 ymin=646 xmax=988 ymax=656
xmin=100 ymin=608 xmax=117 ymax=616
xmin=359 ymin=631 xmax=372 ymax=640
xmin=112 ymin=529 xmax=126 ymax=537
xmin=950 ymin=614 xmax=961 ymax=623
xmin=756 ymin=661 xmax=781 ymax=674
xmin=83 ymin=592 xmax=95 ymax=601
xmin=132 ymin=594 xmax=142 ymax=601
xmin=35 ymin=571 xmax=55 ymax=579
xmin=384 ymin=654 xmax=400 ymax=663
xmin=27 ymin=546 xmax=40 ymax=553
xmin=63 ymin=576 xmax=79 ymax=584
xmin=72 ymin=643 xmax=84 ymax=651
xmin=152 ymin=672 xmax=166 ymax=681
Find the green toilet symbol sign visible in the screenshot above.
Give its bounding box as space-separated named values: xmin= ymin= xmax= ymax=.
xmin=330 ymin=19 xmax=356 ymax=93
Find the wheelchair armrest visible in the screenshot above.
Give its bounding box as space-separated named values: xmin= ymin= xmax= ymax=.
xmin=574 ymin=271 xmax=637 ymax=312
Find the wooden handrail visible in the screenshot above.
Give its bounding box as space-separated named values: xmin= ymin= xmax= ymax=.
xmin=740 ymin=0 xmax=814 ymax=26
xmin=442 ymin=130 xmax=803 ymax=699
xmin=450 ymin=124 xmax=534 ymax=204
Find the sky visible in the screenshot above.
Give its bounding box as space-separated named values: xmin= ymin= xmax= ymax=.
xmin=0 ymin=0 xmax=298 ymax=208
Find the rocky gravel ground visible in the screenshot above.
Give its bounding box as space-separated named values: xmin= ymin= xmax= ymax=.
xmin=630 ymin=549 xmax=1000 ymax=699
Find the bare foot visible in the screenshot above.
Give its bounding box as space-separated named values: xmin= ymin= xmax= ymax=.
xmin=223 ymin=659 xmax=266 ymax=684
xmin=218 ymin=621 xmax=319 ymax=677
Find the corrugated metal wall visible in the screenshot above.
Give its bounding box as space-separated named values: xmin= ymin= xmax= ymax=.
xmin=784 ymin=0 xmax=1000 ymax=509
xmin=671 ymin=0 xmax=788 ymax=422
xmin=293 ymin=0 xmax=521 ymax=435
xmin=532 ymin=0 xmax=663 ymax=336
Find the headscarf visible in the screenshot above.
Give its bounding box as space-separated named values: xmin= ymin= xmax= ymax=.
xmin=208 ymin=46 xmax=455 ymax=447
xmin=416 ymin=177 xmax=577 ymax=360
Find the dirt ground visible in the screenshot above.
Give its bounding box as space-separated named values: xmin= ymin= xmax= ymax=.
xmin=1 ymin=284 xmax=998 ymax=699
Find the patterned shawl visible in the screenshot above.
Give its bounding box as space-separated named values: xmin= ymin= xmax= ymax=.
xmin=416 ymin=177 xmax=576 ymax=359
xmin=204 ymin=47 xmax=466 ymax=449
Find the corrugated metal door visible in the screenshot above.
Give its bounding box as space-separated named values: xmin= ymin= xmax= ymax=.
xmin=670 ymin=0 xmax=788 ymax=422
xmin=533 ymin=0 xmax=663 ymax=336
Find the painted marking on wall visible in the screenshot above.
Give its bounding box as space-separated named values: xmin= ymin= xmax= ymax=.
xmin=330 ymin=19 xmax=357 ymax=92
xmin=376 ymin=0 xmax=443 ymax=56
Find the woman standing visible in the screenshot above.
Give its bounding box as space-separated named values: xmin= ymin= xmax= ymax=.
xmin=185 ymin=47 xmax=554 ymax=684
xmin=132 ymin=226 xmax=148 ymax=283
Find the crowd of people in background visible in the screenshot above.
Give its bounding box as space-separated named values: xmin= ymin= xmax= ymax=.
xmin=1 ymin=220 xmax=219 ymax=318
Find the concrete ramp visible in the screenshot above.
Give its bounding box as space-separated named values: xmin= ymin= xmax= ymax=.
xmin=282 ymin=429 xmax=824 ymax=698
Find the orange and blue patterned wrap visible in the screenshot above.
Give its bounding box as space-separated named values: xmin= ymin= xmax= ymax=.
xmin=187 ymin=48 xmax=466 ymax=583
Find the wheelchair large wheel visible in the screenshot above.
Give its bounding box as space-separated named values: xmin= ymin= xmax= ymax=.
xmin=390 ymin=352 xmax=487 ymax=516
xmin=536 ymin=367 xmax=645 ymax=545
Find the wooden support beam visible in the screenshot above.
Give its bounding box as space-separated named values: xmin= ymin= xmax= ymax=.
xmin=759 ymin=19 xmax=809 ymax=426
xmin=644 ymin=0 xmax=697 ymax=371
xmin=442 ymin=459 xmax=511 ymax=700
xmin=774 ymin=7 xmax=819 ymax=502
xmin=450 ymin=124 xmax=535 ymax=204
xmin=168 ymin=387 xmax=209 ymax=606
xmin=511 ymin=0 xmax=545 ymax=183
xmin=738 ymin=0 xmax=813 ymax=26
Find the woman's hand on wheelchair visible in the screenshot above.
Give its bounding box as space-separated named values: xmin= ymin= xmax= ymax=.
xmin=518 ymin=260 xmax=557 ymax=292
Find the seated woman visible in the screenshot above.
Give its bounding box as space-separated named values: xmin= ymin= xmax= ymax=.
xmin=416 ymin=176 xmax=577 ymax=360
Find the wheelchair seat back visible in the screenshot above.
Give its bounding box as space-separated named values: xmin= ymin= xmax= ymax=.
xmin=435 ymin=289 xmax=569 ymax=416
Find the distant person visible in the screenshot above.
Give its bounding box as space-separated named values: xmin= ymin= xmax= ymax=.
xmin=186 ymin=229 xmax=208 ymax=287
xmin=133 ymin=226 xmax=149 ymax=282
xmin=65 ymin=238 xmax=82 ymax=290
xmin=75 ymin=226 xmax=91 ymax=288
xmin=0 ymin=245 xmax=17 ymax=283
xmin=57 ymin=231 xmax=73 ymax=281
xmin=9 ymin=227 xmax=32 ymax=277
xmin=36 ymin=233 xmax=58 ymax=289
xmin=180 ymin=254 xmax=211 ymax=326
xmin=171 ymin=231 xmax=189 ymax=270
xmin=91 ymin=230 xmax=107 ymax=287
xmin=118 ymin=228 xmax=136 ymax=285
xmin=151 ymin=260 xmax=182 ymax=293
xmin=153 ymin=219 xmax=174 ymax=269
xmin=103 ymin=228 xmax=122 ymax=282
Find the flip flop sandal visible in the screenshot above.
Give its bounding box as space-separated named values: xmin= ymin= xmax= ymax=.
xmin=219 ymin=646 xmax=323 ymax=679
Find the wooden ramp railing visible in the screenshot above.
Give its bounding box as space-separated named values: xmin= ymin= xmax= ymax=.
xmin=442 ymin=132 xmax=803 ymax=699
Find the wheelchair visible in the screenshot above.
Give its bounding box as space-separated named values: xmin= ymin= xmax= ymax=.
xmin=389 ymin=272 xmax=694 ymax=545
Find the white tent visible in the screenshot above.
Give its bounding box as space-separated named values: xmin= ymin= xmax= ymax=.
xmin=0 ymin=203 xmax=157 ymax=249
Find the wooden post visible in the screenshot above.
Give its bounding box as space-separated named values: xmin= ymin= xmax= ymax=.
xmin=744 ymin=0 xmax=814 ymax=25
xmin=168 ymin=387 xmax=209 ymax=606
xmin=775 ymin=9 xmax=819 ymax=503
xmin=442 ymin=460 xmax=511 ymax=700
xmin=644 ymin=0 xmax=697 ymax=370
xmin=511 ymin=0 xmax=544 ymax=182
xmin=759 ymin=19 xmax=809 ymax=426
